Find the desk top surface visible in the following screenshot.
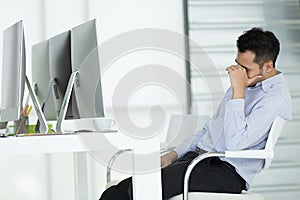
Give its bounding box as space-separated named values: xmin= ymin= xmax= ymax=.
xmin=0 ymin=130 xmax=161 ymax=155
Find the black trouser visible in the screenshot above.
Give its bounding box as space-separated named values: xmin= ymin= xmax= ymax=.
xmin=99 ymin=151 xmax=246 ymax=200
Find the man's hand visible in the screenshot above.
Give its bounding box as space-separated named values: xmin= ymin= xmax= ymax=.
xmin=161 ymin=151 xmax=178 ymax=168
xmin=226 ymin=65 xmax=262 ymax=99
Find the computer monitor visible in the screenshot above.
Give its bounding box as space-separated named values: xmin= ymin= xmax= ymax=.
xmin=71 ymin=19 xmax=104 ymax=118
xmin=32 ymin=40 xmax=57 ymax=121
xmin=56 ymin=19 xmax=105 ymax=132
xmin=32 ymin=30 xmax=80 ymax=124
xmin=0 ymin=20 xmax=48 ymax=133
xmin=0 ymin=21 xmax=25 ymax=122
xmin=48 ymin=30 xmax=79 ymax=120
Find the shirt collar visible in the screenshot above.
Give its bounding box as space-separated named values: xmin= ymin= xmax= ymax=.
xmin=251 ymin=71 xmax=283 ymax=92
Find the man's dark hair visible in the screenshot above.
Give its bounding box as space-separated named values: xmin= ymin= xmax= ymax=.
xmin=236 ymin=27 xmax=280 ymax=68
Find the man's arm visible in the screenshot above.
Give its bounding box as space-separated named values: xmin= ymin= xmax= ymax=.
xmin=160 ymin=119 xmax=210 ymax=168
xmin=224 ymin=65 xmax=290 ymax=150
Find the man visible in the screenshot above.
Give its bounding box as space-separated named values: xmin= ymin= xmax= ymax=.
xmin=100 ymin=27 xmax=292 ymax=200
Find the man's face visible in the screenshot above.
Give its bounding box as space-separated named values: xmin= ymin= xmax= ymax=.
xmin=235 ymin=51 xmax=265 ymax=86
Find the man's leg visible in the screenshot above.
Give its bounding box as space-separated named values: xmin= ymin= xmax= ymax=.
xmin=99 ymin=152 xmax=246 ymax=200
xmin=99 ymin=151 xmax=198 ymax=200
xmin=161 ymin=153 xmax=246 ymax=199
xmin=161 ymin=151 xmax=199 ymax=198
xmin=188 ymin=157 xmax=246 ymax=194
xmin=99 ymin=177 xmax=132 ymax=200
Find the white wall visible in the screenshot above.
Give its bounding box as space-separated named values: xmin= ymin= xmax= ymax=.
xmin=0 ymin=1 xmax=187 ymax=199
xmin=0 ymin=0 xmax=44 ymax=103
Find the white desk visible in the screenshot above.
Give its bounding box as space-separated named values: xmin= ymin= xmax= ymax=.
xmin=0 ymin=132 xmax=162 ymax=200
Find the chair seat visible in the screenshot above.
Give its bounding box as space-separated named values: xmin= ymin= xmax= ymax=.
xmin=168 ymin=191 xmax=264 ymax=200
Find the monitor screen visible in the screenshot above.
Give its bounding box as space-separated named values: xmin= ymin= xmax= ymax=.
xmin=0 ymin=20 xmax=25 ymax=122
xmin=71 ymin=19 xmax=104 ymax=118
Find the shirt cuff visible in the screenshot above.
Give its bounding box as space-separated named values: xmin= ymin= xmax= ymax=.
xmin=174 ymin=147 xmax=185 ymax=159
xmin=226 ymin=99 xmax=245 ymax=112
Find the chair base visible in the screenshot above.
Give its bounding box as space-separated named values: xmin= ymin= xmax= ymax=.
xmin=168 ymin=191 xmax=264 ymax=200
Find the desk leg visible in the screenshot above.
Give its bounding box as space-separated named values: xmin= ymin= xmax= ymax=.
xmin=131 ymin=139 xmax=162 ymax=200
xmin=73 ymin=152 xmax=89 ymax=200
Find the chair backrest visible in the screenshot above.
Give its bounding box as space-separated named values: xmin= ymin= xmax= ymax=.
xmin=161 ymin=114 xmax=209 ymax=151
xmin=263 ymin=116 xmax=286 ymax=169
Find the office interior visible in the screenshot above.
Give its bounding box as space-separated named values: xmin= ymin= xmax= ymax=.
xmin=0 ymin=0 xmax=300 ymax=200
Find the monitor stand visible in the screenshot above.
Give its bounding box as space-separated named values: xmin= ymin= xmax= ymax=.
xmin=34 ymin=78 xmax=57 ymax=133
xmin=56 ymin=71 xmax=79 ymax=133
xmin=25 ymin=75 xmax=48 ymax=133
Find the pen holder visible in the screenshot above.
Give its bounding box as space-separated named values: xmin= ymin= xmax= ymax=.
xmin=0 ymin=121 xmax=8 ymax=129
xmin=14 ymin=116 xmax=29 ymax=135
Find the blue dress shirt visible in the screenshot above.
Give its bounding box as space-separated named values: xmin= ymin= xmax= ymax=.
xmin=175 ymin=71 xmax=292 ymax=189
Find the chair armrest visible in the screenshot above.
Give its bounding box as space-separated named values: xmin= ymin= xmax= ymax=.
xmin=106 ymin=146 xmax=176 ymax=185
xmin=183 ymin=152 xmax=225 ymax=200
xmin=225 ymin=150 xmax=274 ymax=159
xmin=182 ymin=149 xmax=274 ymax=200
xmin=106 ymin=149 xmax=132 ymax=183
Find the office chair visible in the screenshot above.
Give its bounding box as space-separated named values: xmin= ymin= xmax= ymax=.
xmin=168 ymin=116 xmax=286 ymax=200
xmin=105 ymin=114 xmax=207 ymax=189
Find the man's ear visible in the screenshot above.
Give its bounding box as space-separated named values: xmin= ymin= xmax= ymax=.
xmin=264 ymin=60 xmax=274 ymax=72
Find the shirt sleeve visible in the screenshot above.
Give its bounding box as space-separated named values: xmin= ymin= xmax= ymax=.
xmin=223 ymin=94 xmax=289 ymax=150
xmin=174 ymin=94 xmax=228 ymax=158
xmin=174 ymin=122 xmax=209 ymax=158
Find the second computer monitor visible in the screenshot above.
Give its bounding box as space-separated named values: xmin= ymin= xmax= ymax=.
xmin=49 ymin=30 xmax=79 ymax=119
